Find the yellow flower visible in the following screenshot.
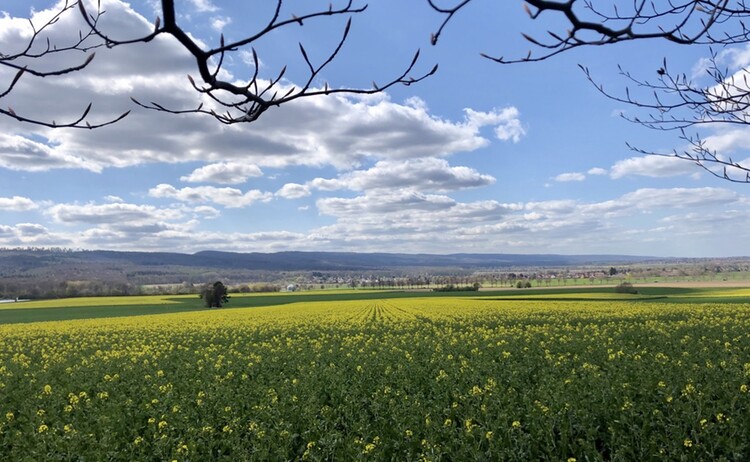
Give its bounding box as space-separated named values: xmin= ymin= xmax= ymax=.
xmin=683 ymin=439 xmax=693 ymax=448
xmin=158 ymin=420 xmax=168 ymax=431
xmin=485 ymin=431 xmax=493 ymax=440
xmin=42 ymin=384 xmax=52 ymax=395
xmin=464 ymin=419 xmax=477 ymax=432
xmin=134 ymin=436 xmax=144 ymax=445
xmin=741 ymin=384 xmax=748 ymax=393
xmin=567 ymin=458 xmax=577 ymax=462
xmin=512 ymin=420 xmax=521 ymax=429
xmin=443 ymin=418 xmax=452 ymax=427
xmin=682 ymin=384 xmax=696 ymax=396
xmin=38 ymin=424 xmax=49 ymax=433
xmin=5 ymin=412 xmax=13 ymax=422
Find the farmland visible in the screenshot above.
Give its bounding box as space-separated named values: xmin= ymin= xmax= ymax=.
xmin=2 ymin=289 xmax=750 ymax=460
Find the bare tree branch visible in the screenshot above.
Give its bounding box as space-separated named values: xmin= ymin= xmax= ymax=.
xmin=629 ymin=130 xmax=750 ymax=183
xmin=428 ymin=0 xmax=750 ymax=183
xmin=429 ymin=1 xmax=750 ymax=63
xmin=78 ymin=0 xmax=437 ymax=124
xmin=1 ymin=0 xmax=434 ymax=129
xmin=0 ymin=0 xmax=128 ymax=128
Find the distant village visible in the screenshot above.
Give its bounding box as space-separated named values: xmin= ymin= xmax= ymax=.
xmin=2 ymin=248 xmax=749 ymax=300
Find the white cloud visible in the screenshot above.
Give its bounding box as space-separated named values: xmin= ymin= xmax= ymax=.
xmin=696 ymin=44 xmax=750 ymax=76
xmin=1 ymin=185 xmax=746 ymax=255
xmin=0 ymin=222 xmax=66 ymax=246
xmin=464 ymin=107 xmax=526 ymax=143
xmin=192 ymin=205 xmax=221 ymax=219
xmin=554 ymin=172 xmax=585 ymax=182
xmin=238 ymin=50 xmax=263 ymax=69
xmin=299 ymin=186 xmax=747 ymax=253
xmin=180 ymin=162 xmax=263 ymax=184
xmin=210 ymin=16 xmax=231 ymax=32
xmin=315 ymin=191 xmax=522 ymax=241
xmin=702 ymin=128 xmax=750 ymax=152
xmin=276 ymin=183 xmax=311 ymax=199
xmin=587 ymin=167 xmax=607 ymax=176
xmin=620 ymin=187 xmax=740 ymax=209
xmin=16 ymin=223 xmax=48 ymax=236
xmin=610 ymin=155 xmax=699 ymax=178
xmin=149 ymin=184 xmax=273 ymax=208
xmin=525 ymin=200 xmax=578 ymax=213
xmin=0 ymin=196 xmax=38 ymax=211
xmin=309 ymin=158 xmax=495 ymax=193
xmin=318 ymin=191 xmax=458 ymax=216
xmin=47 ymin=202 xmax=184 ymax=225
xmin=188 ymin=0 xmax=218 ymax=13
xmin=0 ymin=134 xmax=93 ymax=172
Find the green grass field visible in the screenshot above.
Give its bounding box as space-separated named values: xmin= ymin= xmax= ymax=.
xmin=2 ymin=285 xmax=750 ymax=324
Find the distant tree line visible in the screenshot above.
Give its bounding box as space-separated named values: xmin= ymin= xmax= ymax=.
xmin=0 ymin=278 xmax=284 ymax=301
xmin=433 ymin=283 xmax=481 ymax=292
xmin=0 ymin=280 xmax=142 ymax=300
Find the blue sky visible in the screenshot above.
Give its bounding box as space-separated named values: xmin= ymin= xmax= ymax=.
xmin=1 ymin=0 xmax=749 ymax=257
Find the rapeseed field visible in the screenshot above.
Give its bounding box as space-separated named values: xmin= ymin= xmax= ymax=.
xmin=1 ymin=298 xmax=750 ymax=460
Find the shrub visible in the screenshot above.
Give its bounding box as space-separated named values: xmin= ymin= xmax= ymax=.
xmin=614 ymin=282 xmax=638 ymax=294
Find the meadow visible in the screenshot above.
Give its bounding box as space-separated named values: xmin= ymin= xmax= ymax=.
xmin=1 ymin=288 xmax=750 ymax=460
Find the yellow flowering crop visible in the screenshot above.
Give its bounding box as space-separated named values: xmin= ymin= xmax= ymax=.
xmin=0 ymin=297 xmax=749 ymax=459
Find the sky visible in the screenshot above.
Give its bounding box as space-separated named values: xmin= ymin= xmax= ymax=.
xmin=1 ymin=0 xmax=750 ymax=257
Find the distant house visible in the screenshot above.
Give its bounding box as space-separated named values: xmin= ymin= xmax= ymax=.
xmin=286 ymin=284 xmax=297 ymax=292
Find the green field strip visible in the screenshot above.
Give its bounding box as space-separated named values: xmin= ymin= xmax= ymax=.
xmin=4 ymin=285 xmax=750 ymax=325
xmin=0 ymin=299 xmax=212 ymax=324
xmin=0 ymin=294 xmax=188 ymax=310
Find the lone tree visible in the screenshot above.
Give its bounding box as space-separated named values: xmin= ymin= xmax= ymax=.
xmin=1 ymin=0 xmax=435 ymax=128
xmin=201 ymin=281 xmax=229 ymax=308
xmin=428 ymin=0 xmax=750 ymax=182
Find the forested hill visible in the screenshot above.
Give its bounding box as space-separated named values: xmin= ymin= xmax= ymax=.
xmin=0 ymin=249 xmax=654 ymax=274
